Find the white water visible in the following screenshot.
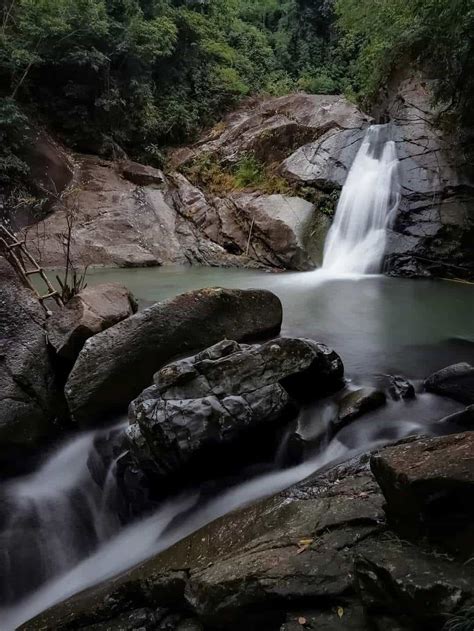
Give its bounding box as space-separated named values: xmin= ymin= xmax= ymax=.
xmin=322 ymin=124 xmax=400 ymax=274
xmin=0 ymin=419 xmax=426 ymax=630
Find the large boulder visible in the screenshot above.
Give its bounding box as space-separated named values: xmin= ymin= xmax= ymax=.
xmin=0 ymin=258 xmax=61 ymax=466
xmin=424 ymin=362 xmax=474 ymax=404
xmin=47 ymin=283 xmax=137 ymax=362
xmin=65 ymin=288 xmax=283 ymax=426
xmin=126 ymin=338 xmax=344 ymax=480
xmin=371 ymin=432 xmax=474 ymax=556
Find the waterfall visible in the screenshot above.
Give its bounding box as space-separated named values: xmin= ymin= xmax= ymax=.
xmin=322 ymin=124 xmax=400 ymax=274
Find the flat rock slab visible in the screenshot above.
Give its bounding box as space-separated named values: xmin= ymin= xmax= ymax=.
xmin=65 ymin=288 xmax=283 ymax=426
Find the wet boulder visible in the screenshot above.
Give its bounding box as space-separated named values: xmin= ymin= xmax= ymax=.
xmin=65 ymin=288 xmax=283 ymax=426
xmin=371 ymin=432 xmax=474 ymax=556
xmin=47 ymin=283 xmax=137 ymax=362
xmin=333 ymin=387 xmax=386 ymax=431
xmin=424 ymin=362 xmax=474 ymax=404
xmin=436 ymin=405 xmax=474 ymax=433
xmin=126 ymin=338 xmax=344 ymax=480
xmin=388 ymin=375 xmax=415 ymax=400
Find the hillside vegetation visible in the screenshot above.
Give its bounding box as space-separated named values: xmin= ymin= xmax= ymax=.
xmin=0 ymin=0 xmax=472 ymax=203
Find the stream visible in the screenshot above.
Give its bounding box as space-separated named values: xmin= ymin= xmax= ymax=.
xmin=2 ymin=126 xmax=474 ymax=629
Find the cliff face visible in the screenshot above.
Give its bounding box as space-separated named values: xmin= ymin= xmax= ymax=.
xmin=381 ymin=73 xmax=474 ymax=280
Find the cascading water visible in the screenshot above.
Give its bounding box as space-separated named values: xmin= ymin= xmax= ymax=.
xmin=321 ymin=124 xmax=400 ymax=274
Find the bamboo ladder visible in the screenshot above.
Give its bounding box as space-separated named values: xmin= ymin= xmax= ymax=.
xmin=0 ymin=224 xmax=63 ymax=312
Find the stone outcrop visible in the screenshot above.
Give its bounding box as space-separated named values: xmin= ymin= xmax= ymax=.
xmin=47 ymin=283 xmax=137 ymax=362
xmin=382 ymin=73 xmax=474 ymax=280
xmin=424 ymin=362 xmax=474 ymax=403
xmin=25 ymin=433 xmax=474 ymax=631
xmin=65 ymin=288 xmax=283 ymax=426
xmin=22 ymin=95 xmax=372 ymax=272
xmin=126 ymin=338 xmax=344 ymax=480
xmin=0 ymin=258 xmax=61 ymax=466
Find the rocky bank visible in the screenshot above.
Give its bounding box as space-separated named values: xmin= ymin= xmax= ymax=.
xmin=13 ymin=77 xmax=474 ymax=280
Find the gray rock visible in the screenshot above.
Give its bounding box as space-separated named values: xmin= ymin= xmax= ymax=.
xmin=371 ymin=432 xmax=474 ymax=556
xmin=65 ymin=288 xmax=283 ymax=426
xmin=334 ymin=387 xmax=386 ymax=431
xmin=0 ymin=258 xmax=60 ymax=458
xmin=47 ymin=283 xmax=137 ymax=362
xmin=355 ymin=537 xmax=474 ymax=628
xmin=425 ymin=362 xmax=474 ymax=403
xmin=388 ymin=375 xmax=416 ymax=400
xmin=126 ymin=338 xmax=344 ymax=479
xmin=436 ymin=405 xmax=474 ymax=432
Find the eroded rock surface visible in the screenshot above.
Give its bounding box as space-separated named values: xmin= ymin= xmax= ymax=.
xmin=65 ymin=288 xmax=283 ymax=426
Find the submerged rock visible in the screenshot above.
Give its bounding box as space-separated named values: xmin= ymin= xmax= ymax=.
xmin=47 ymin=283 xmax=137 ymax=362
xmin=334 ymin=387 xmax=386 ymax=431
xmin=126 ymin=338 xmax=344 ymax=480
xmin=65 ymin=288 xmax=283 ymax=426
xmin=371 ymin=432 xmax=474 ymax=557
xmin=0 ymin=258 xmax=62 ymax=465
xmin=424 ymin=362 xmax=474 ymax=404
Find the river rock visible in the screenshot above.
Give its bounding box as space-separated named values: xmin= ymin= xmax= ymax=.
xmin=424 ymin=362 xmax=474 ymax=403
xmin=334 ymin=387 xmax=386 ymax=431
xmin=47 ymin=283 xmax=137 ymax=362
xmin=371 ymin=432 xmax=474 ymax=556
xmin=65 ymin=288 xmax=283 ymax=426
xmin=436 ymin=405 xmax=474 ymax=432
xmin=126 ymin=338 xmax=344 ymax=480
xmin=388 ymin=375 xmax=415 ymax=400
xmin=0 ymin=258 xmax=61 ymax=465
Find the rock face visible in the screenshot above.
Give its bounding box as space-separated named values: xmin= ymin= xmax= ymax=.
xmin=25 ymin=433 xmax=474 ymax=631
xmin=371 ymin=432 xmax=474 ymax=557
xmin=0 ymin=258 xmax=60 ymax=462
xmin=382 ymin=73 xmax=474 ymax=280
xmin=65 ymin=288 xmax=283 ymax=426
xmin=23 ymin=95 xmax=372 ymax=272
xmin=47 ymin=283 xmax=137 ymax=362
xmin=424 ymin=362 xmax=474 ymax=403
xmin=126 ymin=338 xmax=344 ymax=480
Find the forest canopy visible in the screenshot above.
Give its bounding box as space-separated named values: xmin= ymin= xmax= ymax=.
xmin=0 ymin=0 xmax=472 ymax=191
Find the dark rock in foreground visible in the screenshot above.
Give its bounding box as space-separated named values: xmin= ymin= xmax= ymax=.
xmin=65 ymin=288 xmax=283 ymax=426
xmin=47 ymin=283 xmax=137 ymax=362
xmin=371 ymin=432 xmax=474 ymax=557
xmin=424 ymin=362 xmax=474 ymax=404
xmin=127 ymin=338 xmax=344 ymax=480
xmin=24 ymin=433 xmax=474 ymax=631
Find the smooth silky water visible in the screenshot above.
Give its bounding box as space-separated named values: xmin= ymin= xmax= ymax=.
xmin=3 ymin=126 xmax=474 ymax=629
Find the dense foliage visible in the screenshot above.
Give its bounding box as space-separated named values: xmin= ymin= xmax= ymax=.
xmin=0 ymin=0 xmax=472 ymax=198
